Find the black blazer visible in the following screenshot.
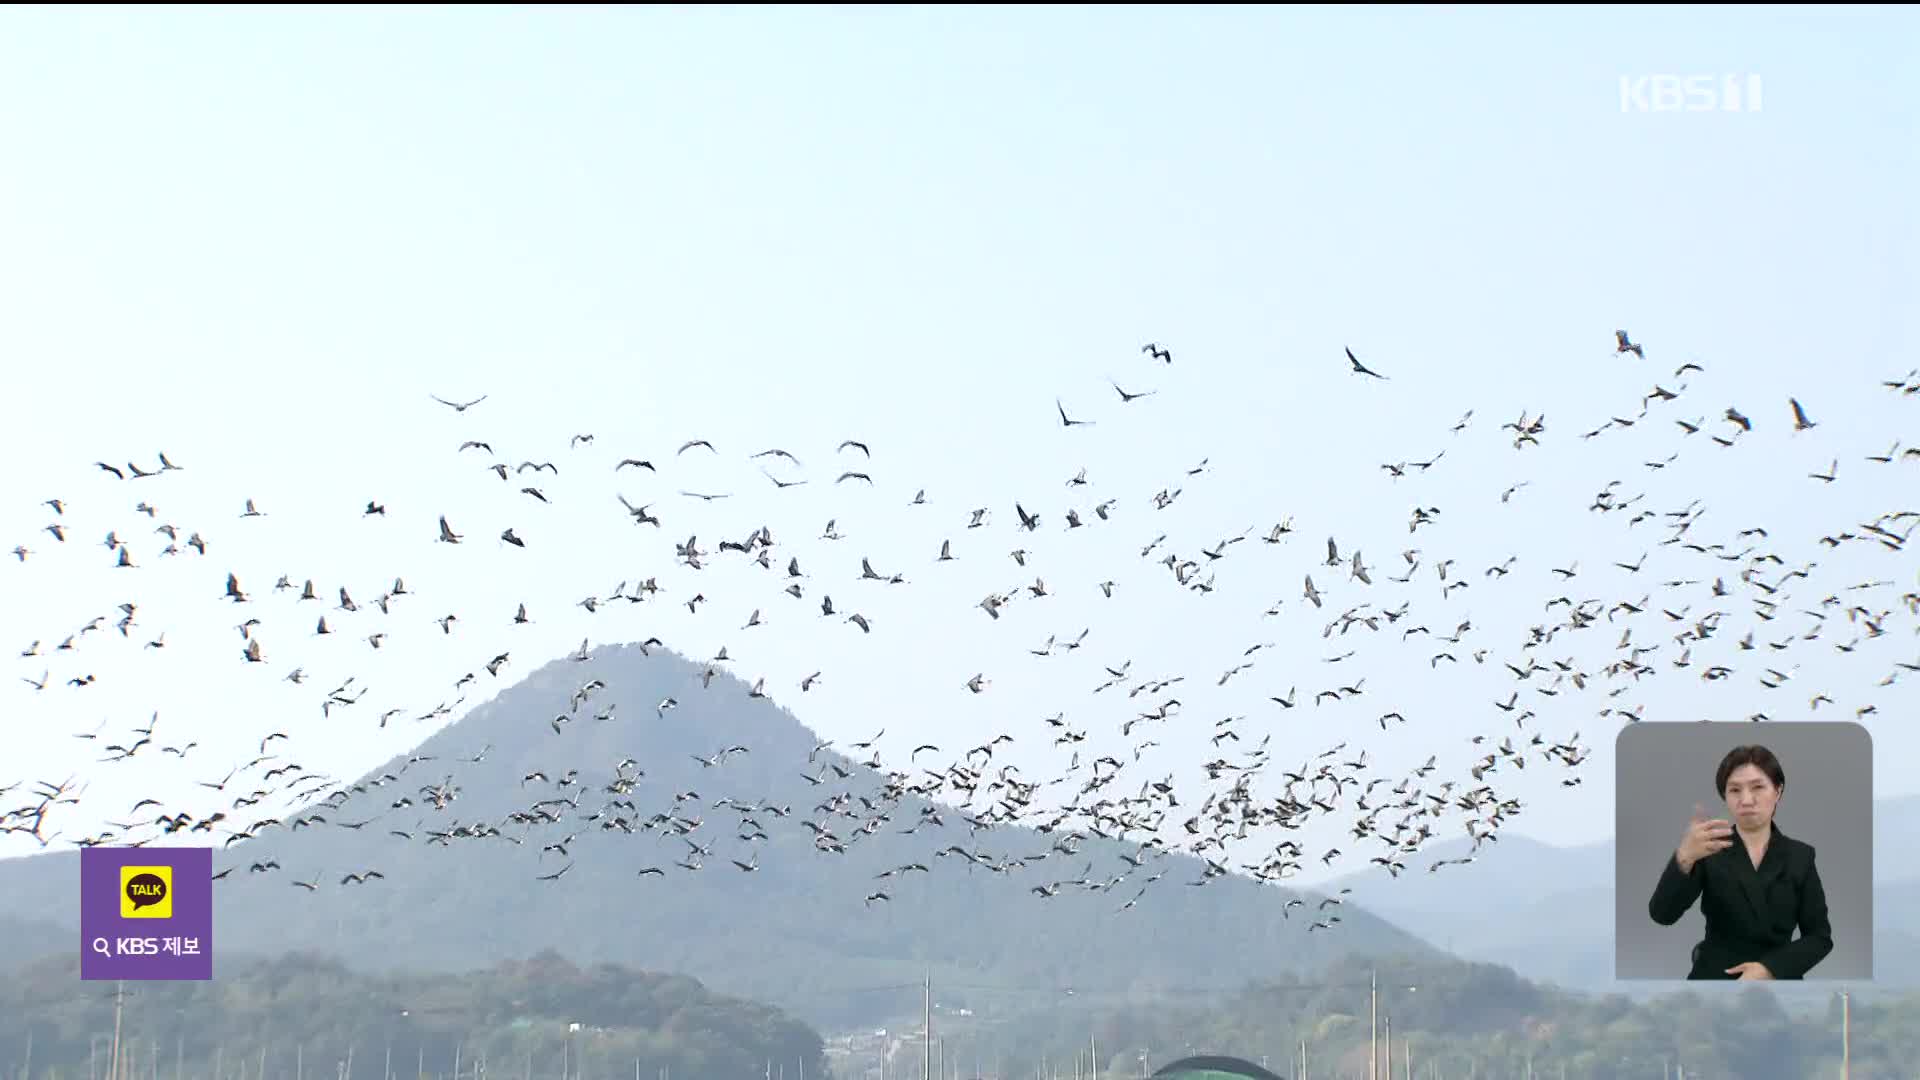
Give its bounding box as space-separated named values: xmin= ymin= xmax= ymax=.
xmin=1647 ymin=821 xmax=1833 ymax=979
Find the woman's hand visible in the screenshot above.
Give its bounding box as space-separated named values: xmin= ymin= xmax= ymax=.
xmin=1726 ymin=962 xmax=1774 ymax=980
xmin=1676 ymin=803 xmax=1735 ymax=871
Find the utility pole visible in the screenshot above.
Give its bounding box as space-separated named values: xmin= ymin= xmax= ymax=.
xmin=1841 ymin=991 xmax=1850 ymax=1080
xmin=923 ymin=975 xmax=932 ymax=1080
xmin=1368 ymin=970 xmax=1378 ymax=1080
xmin=109 ymin=982 xmax=128 ymax=1080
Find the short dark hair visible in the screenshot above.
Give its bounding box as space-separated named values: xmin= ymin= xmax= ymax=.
xmin=1717 ymin=745 xmax=1785 ymax=797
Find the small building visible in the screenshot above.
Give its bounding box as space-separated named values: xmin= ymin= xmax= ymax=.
xmin=1149 ymin=1056 xmax=1286 ymax=1080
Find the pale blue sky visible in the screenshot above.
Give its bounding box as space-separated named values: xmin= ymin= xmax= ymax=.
xmin=1 ymin=6 xmax=1915 ymax=878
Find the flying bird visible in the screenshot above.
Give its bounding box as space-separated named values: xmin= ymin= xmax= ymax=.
xmin=1345 ymin=348 xmax=1387 ymax=379
xmin=1057 ymin=399 xmax=1094 ymax=427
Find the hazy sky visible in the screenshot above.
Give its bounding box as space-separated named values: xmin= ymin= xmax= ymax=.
xmin=1 ymin=7 xmax=1915 ymax=878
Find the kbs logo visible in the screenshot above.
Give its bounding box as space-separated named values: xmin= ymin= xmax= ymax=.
xmin=1620 ymin=74 xmax=1763 ymax=114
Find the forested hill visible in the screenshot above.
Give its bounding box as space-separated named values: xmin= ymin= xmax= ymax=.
xmin=0 ymin=949 xmax=824 ymax=1080
xmin=920 ymin=953 xmax=1917 ymax=1080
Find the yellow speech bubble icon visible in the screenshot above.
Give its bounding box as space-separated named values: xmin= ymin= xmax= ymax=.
xmin=120 ymin=865 xmax=173 ymax=919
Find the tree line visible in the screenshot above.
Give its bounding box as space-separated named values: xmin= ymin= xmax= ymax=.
xmin=0 ymin=950 xmax=825 ymax=1080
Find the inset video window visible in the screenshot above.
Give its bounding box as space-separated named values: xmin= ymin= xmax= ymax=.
xmin=1615 ymin=720 xmax=1873 ymax=981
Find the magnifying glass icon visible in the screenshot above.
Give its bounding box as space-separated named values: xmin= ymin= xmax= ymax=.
xmin=91 ymin=937 xmax=111 ymax=958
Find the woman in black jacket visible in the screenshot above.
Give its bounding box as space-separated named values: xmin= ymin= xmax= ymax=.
xmin=1647 ymin=744 xmax=1834 ymax=980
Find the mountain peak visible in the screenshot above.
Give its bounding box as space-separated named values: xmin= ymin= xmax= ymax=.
xmin=0 ymin=638 xmax=1440 ymax=1029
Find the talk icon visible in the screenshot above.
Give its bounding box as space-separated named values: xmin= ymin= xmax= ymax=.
xmin=120 ymin=865 xmax=173 ymax=919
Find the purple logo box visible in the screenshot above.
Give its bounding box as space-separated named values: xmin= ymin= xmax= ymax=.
xmin=80 ymin=846 xmax=214 ymax=980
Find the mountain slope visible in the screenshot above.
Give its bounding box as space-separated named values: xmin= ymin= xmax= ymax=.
xmin=0 ymin=915 xmax=70 ymax=970
xmin=1323 ymin=832 xmax=1614 ymax=952
xmin=0 ymin=643 xmax=1438 ymax=1028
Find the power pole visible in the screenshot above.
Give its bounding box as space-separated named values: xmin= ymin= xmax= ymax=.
xmin=1383 ymin=1017 xmax=1390 ymax=1080
xmin=108 ymin=982 xmax=128 ymax=1080
xmin=1841 ymin=991 xmax=1850 ymax=1080
xmin=922 ymin=975 xmax=932 ymax=1080
xmin=1368 ymin=970 xmax=1378 ymax=1080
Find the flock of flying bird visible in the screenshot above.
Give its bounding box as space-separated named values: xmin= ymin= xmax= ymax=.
xmin=4 ymin=339 xmax=1918 ymax=934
